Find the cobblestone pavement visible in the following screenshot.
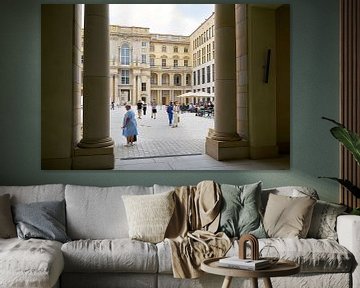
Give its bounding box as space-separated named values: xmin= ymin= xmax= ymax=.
xmin=111 ymin=105 xmax=213 ymax=160
xmin=110 ymin=105 xmax=289 ymax=170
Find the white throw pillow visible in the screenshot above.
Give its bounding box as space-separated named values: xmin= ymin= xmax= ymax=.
xmin=122 ymin=191 xmax=175 ymax=243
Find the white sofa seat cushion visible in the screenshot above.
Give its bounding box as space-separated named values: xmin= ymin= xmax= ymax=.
xmin=65 ymin=185 xmax=153 ymax=239
xmin=61 ymin=239 xmax=158 ymax=273
xmin=158 ymin=238 xmax=353 ymax=274
xmin=0 ymin=238 xmax=64 ymax=288
xmin=226 ymin=238 xmax=354 ymax=273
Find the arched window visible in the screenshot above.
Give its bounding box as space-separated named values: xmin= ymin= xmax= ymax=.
xmin=120 ymin=43 xmax=130 ymax=65
xmin=174 ymin=74 xmax=181 ymax=86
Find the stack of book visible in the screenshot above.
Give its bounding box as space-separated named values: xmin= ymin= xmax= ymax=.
xmin=218 ymin=257 xmax=271 ymax=270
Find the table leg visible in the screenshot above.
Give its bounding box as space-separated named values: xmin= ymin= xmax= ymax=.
xmin=221 ymin=276 xmax=233 ymax=288
xmin=263 ymin=277 xmax=273 ymax=288
xmin=251 ymin=278 xmax=258 ymax=288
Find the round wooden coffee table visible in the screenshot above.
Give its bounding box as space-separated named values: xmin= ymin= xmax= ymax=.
xmin=201 ymin=257 xmax=300 ymax=288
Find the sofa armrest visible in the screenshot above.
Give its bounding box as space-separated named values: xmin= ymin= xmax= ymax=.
xmin=337 ymin=215 xmax=360 ymax=288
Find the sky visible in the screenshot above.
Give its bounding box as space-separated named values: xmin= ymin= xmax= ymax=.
xmin=109 ymin=4 xmax=214 ymax=36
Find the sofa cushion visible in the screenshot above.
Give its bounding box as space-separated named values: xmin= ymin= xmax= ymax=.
xmin=61 ymin=239 xmax=158 ymax=273
xmin=261 ymin=238 xmax=353 ymax=273
xmin=0 ymin=184 xmax=65 ymax=204
xmin=0 ymin=238 xmax=64 ymax=288
xmin=0 ymin=194 xmax=16 ymax=238
xmin=218 ymin=182 xmax=266 ymax=238
xmin=263 ymin=193 xmax=316 ymax=238
xmin=65 ymin=185 xmax=153 ymax=239
xmin=158 ymin=237 xmax=353 ymax=274
xmin=307 ymin=200 xmax=347 ymax=240
xmin=122 ymin=191 xmax=175 ymax=243
xmin=12 ymin=200 xmax=70 ymax=243
xmin=261 ymin=186 xmax=319 ymax=213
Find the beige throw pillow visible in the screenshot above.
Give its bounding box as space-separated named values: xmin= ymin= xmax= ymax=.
xmin=263 ymin=193 xmax=316 ymax=238
xmin=122 ymin=191 xmax=175 ymax=243
xmin=0 ymin=194 xmax=17 ymax=238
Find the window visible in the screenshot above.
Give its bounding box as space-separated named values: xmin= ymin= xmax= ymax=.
xmin=141 ymin=54 xmax=146 ymax=64
xmin=212 ymin=64 xmax=215 ymax=82
xmin=193 ymin=71 xmax=196 ymax=86
xmin=142 ymin=41 xmax=147 ymax=47
xmin=197 ymin=70 xmax=200 ymax=85
xmin=174 ymin=59 xmax=178 ymax=67
xmin=150 ymin=45 xmax=154 ymax=52
xmin=150 ymin=57 xmax=155 ymax=66
xmin=162 ymin=45 xmax=166 ymax=52
xmin=162 ymin=59 xmax=166 ymax=67
xmin=141 ymin=82 xmax=146 ymax=91
xmin=202 ymin=67 xmax=205 ymax=84
xmin=202 ymin=47 xmax=206 ymax=64
xmin=120 ymin=43 xmax=130 ymax=65
xmin=151 ymin=74 xmax=158 ymax=85
xmin=184 ymin=47 xmax=188 ymax=53
xmin=121 ymin=69 xmax=129 ymax=84
xmin=174 ymin=46 xmax=178 ymax=53
xmin=186 ymin=74 xmax=191 ymax=85
xmin=174 ymin=74 xmax=181 ymax=86
xmin=162 ymin=74 xmax=169 ymax=85
xmin=207 ymin=65 xmax=211 ymax=83
xmin=184 ymin=59 xmax=188 ymax=67
xmin=207 ymin=87 xmax=211 ymax=93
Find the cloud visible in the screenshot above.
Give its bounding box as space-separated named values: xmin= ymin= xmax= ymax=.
xmin=109 ymin=4 xmax=214 ymax=35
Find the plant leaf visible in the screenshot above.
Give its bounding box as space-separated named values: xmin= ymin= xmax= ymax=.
xmin=330 ymin=126 xmax=360 ymax=165
xmin=318 ymin=177 xmax=360 ymax=198
xmin=322 ymin=116 xmax=360 ymax=165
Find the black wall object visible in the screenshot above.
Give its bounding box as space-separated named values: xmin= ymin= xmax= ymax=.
xmin=264 ymin=49 xmax=271 ymax=83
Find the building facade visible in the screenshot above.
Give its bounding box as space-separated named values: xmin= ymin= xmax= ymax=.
xmin=190 ymin=12 xmax=215 ymax=96
xmin=109 ymin=26 xmax=192 ymax=106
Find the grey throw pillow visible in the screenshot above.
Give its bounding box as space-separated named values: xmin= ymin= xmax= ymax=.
xmin=12 ymin=200 xmax=70 ymax=243
xmin=0 ymin=194 xmax=17 ymax=238
xmin=307 ymin=200 xmax=347 ymax=240
xmin=218 ymin=182 xmax=266 ymax=238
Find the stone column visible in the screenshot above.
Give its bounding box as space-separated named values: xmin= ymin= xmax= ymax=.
xmin=74 ymin=4 xmax=114 ymax=169
xmin=205 ymin=4 xmax=249 ymax=160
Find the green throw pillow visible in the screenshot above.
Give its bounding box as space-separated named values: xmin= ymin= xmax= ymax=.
xmin=218 ymin=182 xmax=266 ymax=238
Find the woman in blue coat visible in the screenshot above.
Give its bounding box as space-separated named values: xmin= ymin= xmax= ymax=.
xmin=122 ymin=104 xmax=138 ymax=146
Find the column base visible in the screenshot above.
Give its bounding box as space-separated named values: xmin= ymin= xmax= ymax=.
xmin=73 ymin=146 xmax=114 ymax=169
xmin=250 ymin=145 xmax=279 ymax=159
xmin=205 ymin=137 xmax=249 ymax=161
xmin=78 ymin=137 xmax=114 ymax=148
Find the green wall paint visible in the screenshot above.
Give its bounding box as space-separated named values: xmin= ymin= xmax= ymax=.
xmin=0 ymin=0 xmax=340 ymax=203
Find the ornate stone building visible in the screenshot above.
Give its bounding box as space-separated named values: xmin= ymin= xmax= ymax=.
xmin=109 ymin=26 xmax=191 ymax=106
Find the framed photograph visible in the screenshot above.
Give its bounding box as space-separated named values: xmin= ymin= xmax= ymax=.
xmin=41 ymin=4 xmax=290 ymax=171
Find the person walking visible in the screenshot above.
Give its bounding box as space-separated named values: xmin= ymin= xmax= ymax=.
xmin=151 ymin=99 xmax=157 ymax=119
xmin=166 ymin=101 xmax=174 ymax=126
xmin=142 ymin=102 xmax=147 ymax=116
xmin=121 ymin=104 xmax=138 ymax=147
xmin=172 ymin=101 xmax=180 ymax=128
xmin=136 ymin=100 xmax=143 ymax=119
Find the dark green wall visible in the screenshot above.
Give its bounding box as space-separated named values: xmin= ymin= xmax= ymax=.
xmin=0 ymin=0 xmax=340 ymax=203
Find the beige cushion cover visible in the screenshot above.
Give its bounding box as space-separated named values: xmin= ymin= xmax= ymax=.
xmin=0 ymin=194 xmax=16 ymax=238
xmin=122 ymin=191 xmax=175 ymax=243
xmin=263 ymin=193 xmax=316 ymax=238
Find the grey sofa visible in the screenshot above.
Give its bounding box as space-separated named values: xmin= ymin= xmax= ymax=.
xmin=0 ymin=183 xmax=359 ymax=288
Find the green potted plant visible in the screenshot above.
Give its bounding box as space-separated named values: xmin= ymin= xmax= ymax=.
xmin=320 ymin=117 xmax=360 ymax=215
